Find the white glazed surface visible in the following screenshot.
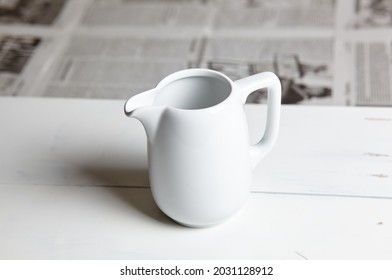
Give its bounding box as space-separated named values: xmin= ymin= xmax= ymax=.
xmin=125 ymin=69 xmax=281 ymax=227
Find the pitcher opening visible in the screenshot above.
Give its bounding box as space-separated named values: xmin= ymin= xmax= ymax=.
xmin=153 ymin=73 xmax=232 ymax=110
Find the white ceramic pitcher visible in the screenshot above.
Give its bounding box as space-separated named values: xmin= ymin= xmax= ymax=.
xmin=124 ymin=69 xmax=281 ymax=227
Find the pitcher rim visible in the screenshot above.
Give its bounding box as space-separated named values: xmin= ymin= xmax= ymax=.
xmin=154 ymin=68 xmax=236 ymax=112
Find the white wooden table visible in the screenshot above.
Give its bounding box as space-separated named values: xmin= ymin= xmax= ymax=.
xmin=0 ymin=97 xmax=391 ymax=259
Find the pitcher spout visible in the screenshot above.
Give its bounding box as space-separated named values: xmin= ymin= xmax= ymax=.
xmin=124 ymin=89 xmax=157 ymax=116
xmin=124 ymin=89 xmax=164 ymax=142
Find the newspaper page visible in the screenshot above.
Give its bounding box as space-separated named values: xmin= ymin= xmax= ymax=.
xmin=38 ymin=34 xmax=203 ymax=99
xmin=337 ymin=0 xmax=392 ymax=106
xmin=351 ymin=39 xmax=392 ymax=106
xmin=0 ymin=0 xmax=390 ymax=106
xmin=0 ymin=0 xmax=78 ymax=97
xmin=213 ymin=0 xmax=335 ymax=29
xmin=81 ymin=0 xmax=214 ymax=29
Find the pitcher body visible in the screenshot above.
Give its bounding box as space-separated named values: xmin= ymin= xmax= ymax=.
xmin=148 ymin=92 xmax=252 ymax=227
xmin=125 ymin=69 xmax=281 ymax=227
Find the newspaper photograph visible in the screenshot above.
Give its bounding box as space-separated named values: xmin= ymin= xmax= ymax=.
xmin=0 ymin=35 xmax=41 ymax=96
xmin=0 ymin=0 xmax=67 ymax=25
xmin=349 ymin=0 xmax=392 ymax=28
xmin=202 ymin=37 xmax=333 ymax=105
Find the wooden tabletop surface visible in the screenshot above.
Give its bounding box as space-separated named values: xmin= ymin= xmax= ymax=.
xmin=0 ymin=97 xmax=391 ymax=259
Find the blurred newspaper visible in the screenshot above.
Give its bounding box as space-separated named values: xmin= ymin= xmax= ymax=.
xmin=0 ymin=0 xmax=391 ymax=106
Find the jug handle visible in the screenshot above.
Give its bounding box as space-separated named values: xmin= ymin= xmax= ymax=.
xmin=235 ymin=72 xmax=281 ymax=169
